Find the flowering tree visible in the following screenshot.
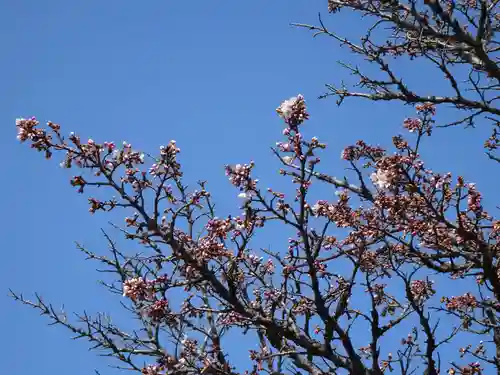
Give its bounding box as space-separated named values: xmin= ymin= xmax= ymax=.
xmin=11 ymin=1 xmax=499 ymax=375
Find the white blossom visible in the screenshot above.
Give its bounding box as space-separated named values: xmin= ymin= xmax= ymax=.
xmin=277 ymin=95 xmax=305 ymax=121
xmin=371 ymin=169 xmax=392 ymax=189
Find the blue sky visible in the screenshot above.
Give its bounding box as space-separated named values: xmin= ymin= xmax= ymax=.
xmin=1 ymin=1 xmax=497 ymax=374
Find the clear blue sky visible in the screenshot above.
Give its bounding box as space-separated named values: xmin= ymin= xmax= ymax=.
xmin=1 ymin=1 xmax=496 ymax=374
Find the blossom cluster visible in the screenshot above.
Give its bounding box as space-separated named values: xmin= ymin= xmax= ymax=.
xmin=122 ymin=276 xmax=170 ymax=322
xmin=122 ymin=276 xmax=167 ymax=300
xmin=149 ymin=140 xmax=181 ymax=177
xmin=442 ymin=293 xmax=479 ymax=312
xmin=276 ymin=94 xmax=309 ymax=129
xmin=410 ymin=279 xmax=436 ymax=303
xmin=225 ymin=162 xmax=256 ymax=192
xmin=341 ymin=140 xmax=385 ymax=162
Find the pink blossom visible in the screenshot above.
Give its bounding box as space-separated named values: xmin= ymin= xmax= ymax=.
xmin=123 ymin=277 xmax=153 ymax=301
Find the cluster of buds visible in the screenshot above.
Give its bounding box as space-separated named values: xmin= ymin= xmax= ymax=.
xmin=206 ymin=218 xmax=233 ymax=238
xmin=145 ymin=299 xmax=170 ymax=322
xmin=16 ymin=117 xmax=53 ymax=158
xmin=112 ymin=141 xmax=145 ymax=168
xmin=484 ymin=126 xmax=498 ymax=151
xmin=276 ymin=94 xmax=309 ymax=129
xmin=123 ymin=277 xmax=153 ymax=301
xmin=442 ymin=293 xmax=478 ymax=312
xmin=16 ymin=117 xmax=43 ymax=143
xmin=403 ymin=104 xmax=434 ymax=135
xmin=410 ymin=279 xmax=435 ymax=303
xmin=74 ymin=138 xmax=144 ymax=171
xmin=403 ymin=118 xmax=423 ymax=133
xmin=312 ymin=200 xmax=335 ymax=217
xmin=180 ymin=337 xmax=198 ymax=357
xmin=196 ymin=237 xmax=231 ymax=259
xmin=341 ymin=140 xmax=385 ymax=162
xmin=218 ymin=311 xmax=249 ymax=326
xmin=415 ymin=102 xmax=436 ymax=116
xmin=367 ymin=283 xmax=387 ymax=306
xmin=311 ymin=193 xmax=352 ymax=227
xmin=149 ymin=140 xmax=181 ymax=177
xmin=122 ymin=276 xmax=167 ymax=302
xmin=358 ymin=250 xmax=380 ymax=272
xmin=193 ymin=217 xmax=237 ymax=260
xmin=142 ymin=355 xmax=190 ymax=375
xmin=447 ymin=362 xmax=482 ymax=374
xmin=401 ymin=332 xmax=416 ymax=346
xmin=70 ymin=176 xmax=86 ymax=193
xmin=292 ymin=297 xmax=316 ymax=315
xmin=225 ymin=162 xmax=255 ymax=191
xmin=467 ymin=184 xmax=483 ymax=213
